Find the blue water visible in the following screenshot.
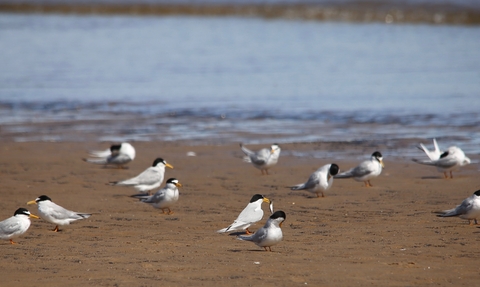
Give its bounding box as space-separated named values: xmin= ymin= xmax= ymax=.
xmin=0 ymin=13 xmax=479 ymax=156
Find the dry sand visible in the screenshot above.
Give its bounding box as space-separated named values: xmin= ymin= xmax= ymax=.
xmin=0 ymin=141 xmax=479 ymax=286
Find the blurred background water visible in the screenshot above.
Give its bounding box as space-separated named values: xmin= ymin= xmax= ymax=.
xmin=0 ymin=1 xmax=479 ymax=158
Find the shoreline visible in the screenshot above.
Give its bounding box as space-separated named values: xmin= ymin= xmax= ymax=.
xmin=1 ymin=1 xmax=480 ymax=25
xmin=1 ymin=141 xmax=479 ymax=285
xmin=1 ymin=112 xmax=478 ymax=158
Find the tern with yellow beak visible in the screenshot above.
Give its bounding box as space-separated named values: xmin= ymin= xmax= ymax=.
xmin=334 ymin=151 xmax=384 ymax=187
xmin=110 ymin=157 xmax=173 ymax=194
xmin=0 ymin=208 xmax=39 ymax=244
xmin=217 ymin=194 xmax=271 ymax=234
xmin=27 ymin=195 xmax=91 ymax=232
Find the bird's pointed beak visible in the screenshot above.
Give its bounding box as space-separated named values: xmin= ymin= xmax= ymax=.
xmin=380 ymin=160 xmax=385 ymax=168
xmin=29 ymin=214 xmax=40 ymax=219
xmin=165 ymin=163 xmax=174 ymax=169
xmin=279 ymin=221 xmax=283 ymax=228
xmin=176 ymin=182 xmax=183 ymax=187
xmin=263 ymin=197 xmax=271 ymax=203
xmin=27 ymin=200 xmax=37 ymax=205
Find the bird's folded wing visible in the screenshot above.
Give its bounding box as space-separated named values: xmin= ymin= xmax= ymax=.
xmin=0 ymin=219 xmax=21 ymax=236
xmin=236 ymin=206 xmax=261 ymax=223
xmin=88 ymin=148 xmax=111 ymax=158
xmin=434 ymin=157 xmax=461 ymax=168
xmin=335 ymin=165 xmax=370 ymax=178
xmin=143 ymin=190 xmax=166 ymax=203
xmin=108 ymin=154 xmax=130 ymax=164
xmin=49 ymin=205 xmax=83 ymax=220
xmin=118 ymin=169 xmax=158 ymax=185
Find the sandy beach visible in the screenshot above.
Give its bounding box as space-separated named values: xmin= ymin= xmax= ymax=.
xmin=1 ymin=140 xmax=479 ymax=286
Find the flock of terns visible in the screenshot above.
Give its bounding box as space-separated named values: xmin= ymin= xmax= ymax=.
xmin=0 ymin=139 xmax=477 ymax=251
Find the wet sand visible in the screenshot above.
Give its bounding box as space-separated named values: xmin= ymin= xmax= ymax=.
xmin=1 ymin=141 xmax=479 ymax=286
xmin=2 ymin=1 xmax=480 ymax=25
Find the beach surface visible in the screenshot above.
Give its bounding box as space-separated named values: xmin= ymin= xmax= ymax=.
xmin=1 ymin=141 xmax=479 ymax=286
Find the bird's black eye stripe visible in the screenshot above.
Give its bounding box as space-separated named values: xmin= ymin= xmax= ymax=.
xmin=329 ymin=164 xmax=339 ymax=176
xmin=250 ymin=194 xmax=264 ymax=203
xmin=152 ymin=158 xmax=166 ymax=166
xmin=166 ymin=178 xmax=178 ymax=184
xmin=14 ymin=208 xmax=30 ymax=216
xmin=270 ymin=211 xmax=286 ymax=220
xmin=110 ymin=144 xmax=122 ymax=151
xmin=37 ymin=195 xmax=52 ymax=202
xmin=372 ymin=151 xmax=382 ymax=158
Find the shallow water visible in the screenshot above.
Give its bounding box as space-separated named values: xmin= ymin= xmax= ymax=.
xmin=0 ymin=13 xmax=479 ymax=157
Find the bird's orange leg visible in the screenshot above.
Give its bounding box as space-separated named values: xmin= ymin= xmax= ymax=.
xmin=52 ymin=226 xmax=59 ymax=232
xmin=9 ymin=239 xmax=16 ymax=244
xmin=167 ymin=208 xmax=174 ymax=215
xmin=245 ymin=228 xmax=253 ymax=235
xmin=468 ymin=219 xmax=478 ymax=225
